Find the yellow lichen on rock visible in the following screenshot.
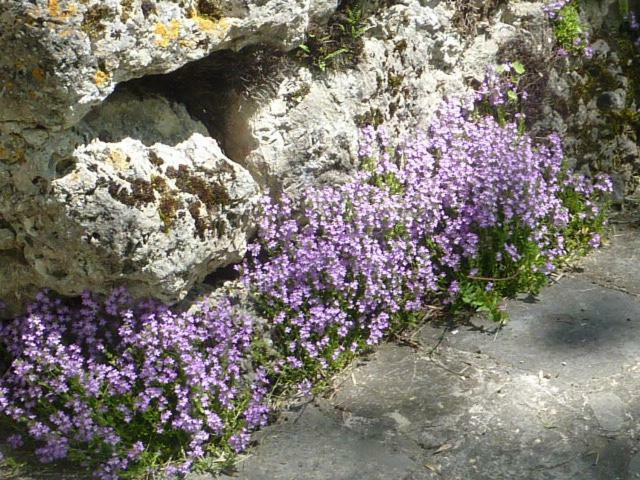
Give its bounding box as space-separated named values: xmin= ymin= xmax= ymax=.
xmin=193 ymin=15 xmax=231 ymax=38
xmin=106 ymin=149 xmax=129 ymax=171
xmin=154 ymin=19 xmax=182 ymax=47
xmin=31 ymin=67 xmax=45 ymax=83
xmin=94 ymin=69 xmax=110 ymax=87
xmin=48 ymin=0 xmax=61 ymax=17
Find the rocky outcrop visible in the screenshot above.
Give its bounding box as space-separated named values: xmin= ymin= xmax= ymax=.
xmin=504 ymin=0 xmax=640 ymax=203
xmin=10 ymin=0 xmax=624 ymax=313
xmin=0 ymin=0 xmax=337 ymax=128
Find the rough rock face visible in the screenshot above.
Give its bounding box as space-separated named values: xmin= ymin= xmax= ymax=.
xmin=507 ymin=0 xmax=640 ymax=202
xmin=48 ymin=134 xmax=258 ymax=303
xmin=221 ymin=1 xmax=518 ymax=191
xmin=0 ymin=84 xmax=259 ymax=313
xmin=0 ymin=0 xmax=568 ymax=312
xmin=0 ymin=0 xmax=337 ymax=127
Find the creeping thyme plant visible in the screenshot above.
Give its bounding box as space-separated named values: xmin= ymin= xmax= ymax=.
xmin=0 ymin=68 xmax=611 ymax=478
xmin=0 ymin=291 xmax=269 ymax=479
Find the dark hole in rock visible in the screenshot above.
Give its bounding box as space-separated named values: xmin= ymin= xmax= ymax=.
xmin=106 ymin=44 xmax=292 ymax=159
xmin=203 ymin=262 xmax=241 ymax=286
xmin=54 ymin=157 xmax=76 ymax=176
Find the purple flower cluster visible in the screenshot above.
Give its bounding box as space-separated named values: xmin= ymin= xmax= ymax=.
xmin=0 ymin=75 xmax=611 ymax=478
xmin=244 ymin=158 xmax=441 ymax=373
xmin=0 ymin=289 xmax=268 ymax=478
xmin=543 ymin=0 xmax=572 ymax=19
xmin=245 ymin=93 xmax=610 ymax=369
xmin=625 ymin=11 xmax=640 ymax=48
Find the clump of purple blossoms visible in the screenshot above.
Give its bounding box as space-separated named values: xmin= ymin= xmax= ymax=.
xmin=0 ymin=289 xmax=268 ymax=479
xmin=625 ymin=10 xmax=640 ymax=48
xmin=245 ymin=92 xmax=610 ymax=369
xmin=543 ymin=0 xmax=572 ymax=19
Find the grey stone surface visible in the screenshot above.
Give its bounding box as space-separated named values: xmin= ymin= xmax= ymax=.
xmin=577 ymin=225 xmax=640 ymax=296
xmin=220 ymin=225 xmax=640 ymax=480
xmin=588 ymin=392 xmax=626 ymax=432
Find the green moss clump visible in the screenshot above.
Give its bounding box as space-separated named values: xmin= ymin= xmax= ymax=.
xmin=295 ymin=0 xmax=370 ymax=72
xmin=108 ymin=178 xmax=154 ymax=208
xmin=355 ymin=108 xmax=385 ymax=127
xmin=388 ymin=73 xmax=404 ymax=92
xmin=553 ymin=2 xmax=585 ymax=53
xmin=196 ymin=0 xmax=223 ymax=21
xmin=166 ymin=165 xmax=230 ymax=210
xmin=158 ymin=191 xmax=183 ymax=232
xmin=188 ymin=202 xmax=209 ymax=240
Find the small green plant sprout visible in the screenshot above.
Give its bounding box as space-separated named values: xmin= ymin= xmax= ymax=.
xmin=297 ymin=39 xmax=350 ymax=72
xmin=475 ymin=61 xmax=528 ymax=131
xmin=296 ymin=0 xmax=371 ymax=72
xmin=618 ymin=0 xmax=630 ymax=18
xmin=337 ymin=4 xmax=370 ymax=40
xmin=548 ymin=1 xmax=592 ymax=56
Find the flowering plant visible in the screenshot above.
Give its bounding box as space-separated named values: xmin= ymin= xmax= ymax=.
xmin=0 ymin=74 xmax=611 ymax=477
xmin=0 ymin=290 xmax=268 ymax=479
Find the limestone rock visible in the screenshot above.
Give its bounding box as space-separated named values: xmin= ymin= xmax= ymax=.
xmin=21 ymin=133 xmax=258 ymax=307
xmin=0 ymin=0 xmax=548 ymax=312
xmin=221 ymin=0 xmax=519 ymax=192
xmin=0 ymin=0 xmax=338 ymax=128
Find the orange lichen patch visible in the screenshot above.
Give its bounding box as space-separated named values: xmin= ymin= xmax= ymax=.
xmin=154 ymin=19 xmax=181 ymax=47
xmin=194 ymin=16 xmax=230 ymax=37
xmin=94 ymin=69 xmax=110 ymax=87
xmin=31 ymin=67 xmax=45 ymax=83
xmin=63 ymin=3 xmax=78 ymax=18
xmin=59 ymin=27 xmax=76 ymax=39
xmin=48 ymin=0 xmax=61 ymax=17
xmin=0 ymin=146 xmax=8 ymax=161
xmin=106 ymin=149 xmax=129 ymax=171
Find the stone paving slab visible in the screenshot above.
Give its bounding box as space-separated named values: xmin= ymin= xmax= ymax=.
xmin=577 ymin=224 xmax=640 ymax=297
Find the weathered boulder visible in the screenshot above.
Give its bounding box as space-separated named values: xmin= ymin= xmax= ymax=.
xmin=0 ymin=0 xmax=337 ymax=128
xmin=0 ymin=89 xmax=259 ymax=314
xmin=0 ymin=0 xmax=542 ymax=312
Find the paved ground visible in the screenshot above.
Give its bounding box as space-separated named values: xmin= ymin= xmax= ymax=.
xmin=217 ymin=220 xmax=640 ymax=480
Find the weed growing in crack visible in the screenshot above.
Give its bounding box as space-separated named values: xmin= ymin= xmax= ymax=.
xmin=544 ymin=0 xmax=593 ymax=57
xmin=296 ymin=0 xmax=371 ymax=72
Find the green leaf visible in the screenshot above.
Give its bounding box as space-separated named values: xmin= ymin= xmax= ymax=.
xmin=507 ymin=90 xmax=519 ymax=102
xmin=512 ymin=61 xmax=525 ymax=75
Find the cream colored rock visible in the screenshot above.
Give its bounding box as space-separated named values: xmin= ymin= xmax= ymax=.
xmin=0 ymin=0 xmax=338 ymax=128
xmin=20 ymin=133 xmax=258 ymax=306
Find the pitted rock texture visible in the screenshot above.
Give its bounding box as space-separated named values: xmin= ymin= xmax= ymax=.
xmin=2 ymin=133 xmax=259 ymax=310
xmin=221 ymin=0 xmax=519 ymax=191
xmin=0 ymin=0 xmax=337 ymax=127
